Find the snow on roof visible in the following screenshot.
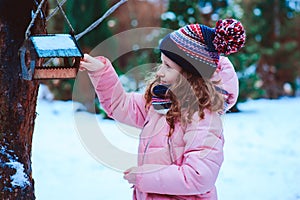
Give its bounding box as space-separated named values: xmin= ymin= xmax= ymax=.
xmin=30 ymin=34 xmax=83 ymax=58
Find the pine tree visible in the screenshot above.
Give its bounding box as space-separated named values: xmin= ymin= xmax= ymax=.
xmin=162 ymin=0 xmax=201 ymax=29
xmin=239 ymin=0 xmax=300 ymax=98
xmin=65 ymin=0 xmax=112 ymax=50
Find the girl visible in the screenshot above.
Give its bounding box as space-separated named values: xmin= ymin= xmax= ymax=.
xmin=80 ymin=19 xmax=246 ymax=200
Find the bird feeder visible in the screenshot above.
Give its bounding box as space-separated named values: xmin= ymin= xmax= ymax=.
xmin=19 ymin=34 xmax=83 ymax=80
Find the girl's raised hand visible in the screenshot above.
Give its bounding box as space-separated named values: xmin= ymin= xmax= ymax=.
xmin=79 ymin=54 xmax=106 ymax=72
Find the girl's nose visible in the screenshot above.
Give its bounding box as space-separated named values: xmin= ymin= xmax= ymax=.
xmin=156 ymin=71 xmax=164 ymax=77
xmin=156 ymin=66 xmax=165 ymax=77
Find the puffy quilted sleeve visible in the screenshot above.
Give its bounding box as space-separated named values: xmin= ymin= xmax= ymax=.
xmin=87 ymin=56 xmax=147 ymax=128
xmin=135 ymin=110 xmax=224 ymax=195
xmin=211 ymin=56 xmax=239 ymax=111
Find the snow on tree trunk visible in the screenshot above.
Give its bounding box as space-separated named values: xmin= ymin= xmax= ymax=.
xmin=0 ymin=1 xmax=47 ymax=199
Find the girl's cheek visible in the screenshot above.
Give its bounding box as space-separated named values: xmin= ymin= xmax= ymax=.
xmin=172 ymin=73 xmax=180 ymax=84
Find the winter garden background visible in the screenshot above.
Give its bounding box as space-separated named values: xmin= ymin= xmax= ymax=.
xmin=1 ymin=0 xmax=300 ymax=199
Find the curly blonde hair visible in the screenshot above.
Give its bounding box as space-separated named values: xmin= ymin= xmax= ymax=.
xmin=144 ymin=68 xmax=224 ymax=137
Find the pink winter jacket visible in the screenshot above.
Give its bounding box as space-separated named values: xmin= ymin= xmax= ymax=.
xmin=88 ymin=56 xmax=238 ymax=200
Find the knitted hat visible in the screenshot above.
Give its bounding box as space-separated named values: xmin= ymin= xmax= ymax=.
xmin=159 ymin=19 xmax=246 ymax=78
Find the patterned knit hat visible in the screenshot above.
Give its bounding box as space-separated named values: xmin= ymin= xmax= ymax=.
xmin=159 ymin=19 xmax=246 ymax=78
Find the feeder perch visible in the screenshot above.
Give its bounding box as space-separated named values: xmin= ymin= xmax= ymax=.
xmin=19 ymin=34 xmax=83 ymax=80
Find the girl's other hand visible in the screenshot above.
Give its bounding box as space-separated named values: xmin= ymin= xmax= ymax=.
xmin=123 ymin=166 xmax=138 ymax=185
xmin=79 ymin=54 xmax=105 ymax=72
xmin=123 ymin=164 xmax=162 ymax=185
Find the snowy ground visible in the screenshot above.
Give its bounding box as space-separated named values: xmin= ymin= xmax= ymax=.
xmin=32 ymin=90 xmax=300 ymax=200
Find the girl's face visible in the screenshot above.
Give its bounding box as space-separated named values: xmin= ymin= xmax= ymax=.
xmin=156 ymin=53 xmax=182 ymax=85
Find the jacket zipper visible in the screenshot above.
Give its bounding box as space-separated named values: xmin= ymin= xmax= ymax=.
xmin=168 ymin=137 xmax=175 ymax=164
xmin=141 ymin=120 xmax=176 ymax=165
xmin=141 ymin=120 xmax=150 ymax=165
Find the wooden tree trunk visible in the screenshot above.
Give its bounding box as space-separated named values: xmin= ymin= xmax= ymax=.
xmin=0 ymin=1 xmax=47 ymax=199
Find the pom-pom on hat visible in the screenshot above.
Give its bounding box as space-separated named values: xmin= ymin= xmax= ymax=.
xmin=159 ymin=19 xmax=246 ymax=78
